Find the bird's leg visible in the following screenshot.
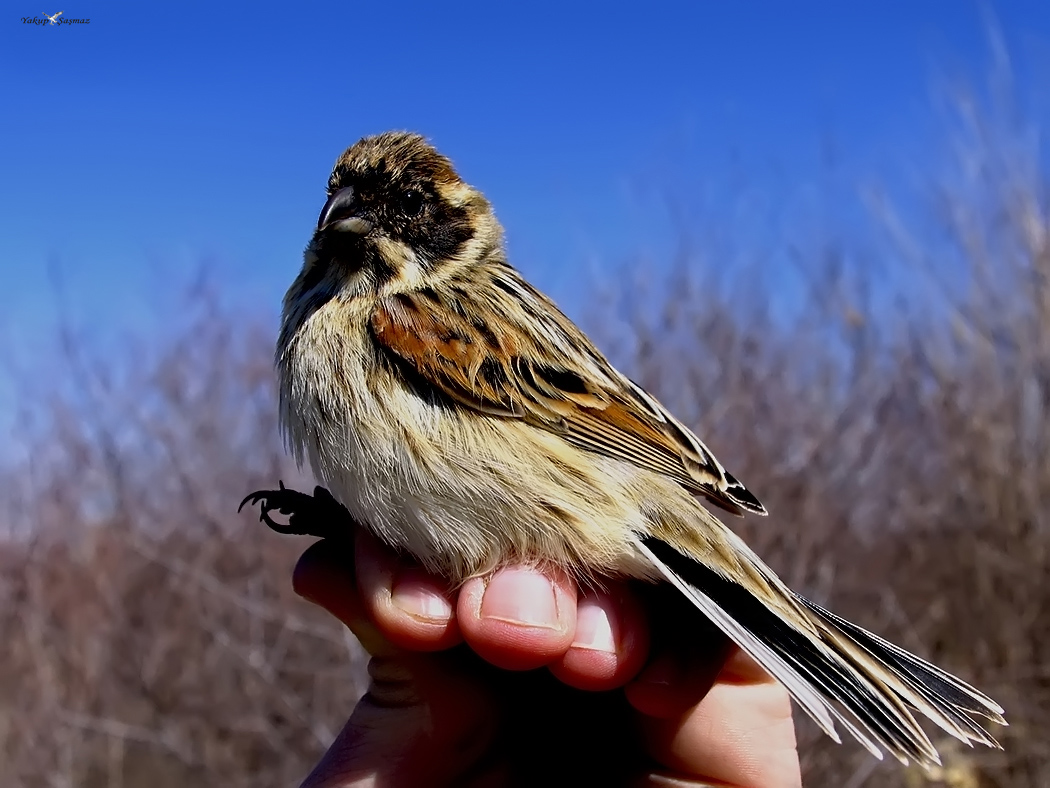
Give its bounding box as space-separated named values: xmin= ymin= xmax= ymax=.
xmin=239 ymin=481 xmax=355 ymax=542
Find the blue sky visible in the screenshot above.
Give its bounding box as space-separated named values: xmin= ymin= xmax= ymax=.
xmin=2 ymin=1 xmax=1049 ymax=413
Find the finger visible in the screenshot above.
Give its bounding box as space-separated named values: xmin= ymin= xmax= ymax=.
xmin=355 ymin=530 xmax=462 ymax=652
xmin=457 ymin=565 xmax=577 ymax=671
xmin=718 ymin=647 xmax=779 ymax=684
xmin=300 ymin=654 xmax=503 ymax=788
xmin=624 ymin=639 xmax=730 ymax=719
xmin=639 ymin=653 xmax=801 ymax=788
xmin=292 ymin=539 xmax=398 ymax=656
xmin=295 ymin=538 xmax=505 ymax=787
xmin=549 ymin=584 xmax=650 ymax=691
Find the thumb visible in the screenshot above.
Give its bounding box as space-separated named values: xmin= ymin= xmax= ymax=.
xmin=293 ymin=541 xmax=503 ymax=787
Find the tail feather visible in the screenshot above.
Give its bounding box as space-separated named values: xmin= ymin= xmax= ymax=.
xmin=801 ymin=600 xmax=999 ymax=751
xmin=635 ymin=535 xmax=1004 ymax=768
xmin=798 ymin=597 xmax=1005 ymax=745
xmin=798 ymin=597 xmax=1005 ymax=723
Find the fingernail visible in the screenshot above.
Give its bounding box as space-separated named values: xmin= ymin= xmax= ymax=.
xmin=391 ymin=575 xmax=453 ymax=622
xmin=480 ymin=568 xmax=560 ymax=628
xmin=572 ymin=599 xmax=618 ymax=653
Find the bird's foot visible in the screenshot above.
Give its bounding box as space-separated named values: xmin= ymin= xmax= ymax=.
xmin=239 ymin=481 xmax=353 ymax=541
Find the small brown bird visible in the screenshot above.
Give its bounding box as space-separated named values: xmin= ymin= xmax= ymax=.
xmin=268 ymin=131 xmax=1004 ymax=767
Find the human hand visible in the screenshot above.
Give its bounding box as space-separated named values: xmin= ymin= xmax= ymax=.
xmin=291 ymin=531 xmax=801 ymax=787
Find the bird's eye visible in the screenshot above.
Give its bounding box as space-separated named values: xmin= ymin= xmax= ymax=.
xmin=401 ymin=190 xmax=425 ymax=216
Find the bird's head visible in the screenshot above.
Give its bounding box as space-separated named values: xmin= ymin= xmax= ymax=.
xmin=297 ymin=132 xmax=502 ymax=303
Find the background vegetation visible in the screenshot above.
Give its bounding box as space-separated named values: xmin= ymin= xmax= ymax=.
xmin=2 ymin=82 xmax=1047 ymax=787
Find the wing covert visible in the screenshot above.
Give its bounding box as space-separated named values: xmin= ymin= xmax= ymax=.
xmin=369 ymin=277 xmax=767 ymax=516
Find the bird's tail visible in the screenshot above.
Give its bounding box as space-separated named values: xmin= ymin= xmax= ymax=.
xmin=634 ymin=535 xmax=1006 ymax=768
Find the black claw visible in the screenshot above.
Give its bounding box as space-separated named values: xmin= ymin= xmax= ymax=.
xmin=238 ymin=481 xmax=355 ymax=541
xmin=238 ymin=480 xmax=289 ymax=515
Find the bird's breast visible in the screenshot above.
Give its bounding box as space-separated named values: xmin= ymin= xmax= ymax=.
xmin=277 ymin=299 xmax=685 ymax=582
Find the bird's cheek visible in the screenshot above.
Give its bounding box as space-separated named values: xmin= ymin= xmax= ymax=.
xmin=319 ymin=231 xmax=369 ymax=264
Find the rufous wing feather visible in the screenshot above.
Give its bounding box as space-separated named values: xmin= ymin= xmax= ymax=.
xmin=369 ymin=279 xmax=766 ymax=516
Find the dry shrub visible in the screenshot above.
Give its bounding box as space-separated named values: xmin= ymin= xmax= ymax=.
xmin=591 ymin=77 xmax=1049 ymax=787
xmin=2 ymin=82 xmax=1048 ymax=788
xmin=0 ymin=293 xmax=366 ymax=787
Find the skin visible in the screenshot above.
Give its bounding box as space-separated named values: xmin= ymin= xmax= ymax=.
xmin=291 ymin=529 xmax=802 ymax=788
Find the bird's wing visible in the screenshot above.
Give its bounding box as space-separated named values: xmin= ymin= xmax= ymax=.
xmin=369 ymin=272 xmax=766 ymax=516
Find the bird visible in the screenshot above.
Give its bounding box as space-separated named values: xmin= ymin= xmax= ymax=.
xmin=265 ymin=130 xmax=1005 ymax=768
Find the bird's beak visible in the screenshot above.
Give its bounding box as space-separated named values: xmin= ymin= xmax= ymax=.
xmin=317 ymin=186 xmax=374 ymax=235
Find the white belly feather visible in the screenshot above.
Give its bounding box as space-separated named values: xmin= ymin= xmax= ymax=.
xmin=278 ymin=298 xmax=695 ymax=582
